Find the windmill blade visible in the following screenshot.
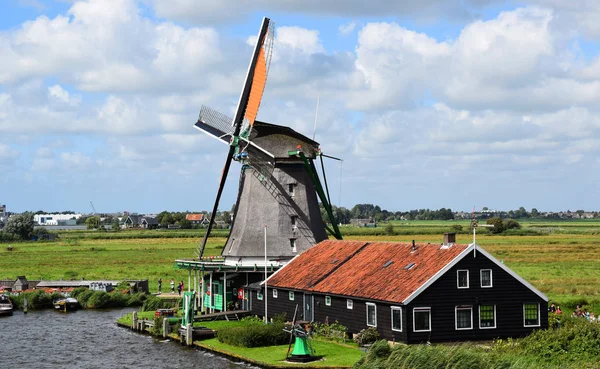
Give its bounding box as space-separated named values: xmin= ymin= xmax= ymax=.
xmin=195 ymin=105 xmax=234 ymax=144
xmin=197 ymin=144 xmax=237 ymax=258
xmin=321 ymin=153 xmax=342 ymax=161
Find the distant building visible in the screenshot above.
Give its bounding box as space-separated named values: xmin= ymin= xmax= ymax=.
xmin=0 ymin=204 xmax=6 ymax=229
xmin=186 ymin=213 xmax=209 ymax=225
xmin=34 ymin=213 xmax=82 ymax=226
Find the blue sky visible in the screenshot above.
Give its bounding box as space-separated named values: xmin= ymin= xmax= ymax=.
xmin=2 ymin=0 xmax=600 ymax=214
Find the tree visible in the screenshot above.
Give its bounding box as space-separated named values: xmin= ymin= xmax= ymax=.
xmin=4 ymin=212 xmax=35 ymax=240
xmin=486 ymin=217 xmax=505 ymax=234
xmin=85 ymin=216 xmax=100 ymax=229
xmin=112 ymin=219 xmax=121 ymax=232
xmin=503 ymin=219 xmax=521 ymax=230
xmin=179 ymin=219 xmax=192 ymax=229
xmin=384 ymin=223 xmax=395 ymax=236
xmin=530 ymin=208 xmax=539 ymax=218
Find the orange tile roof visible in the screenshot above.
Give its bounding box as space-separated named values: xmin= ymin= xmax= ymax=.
xmin=186 ymin=214 xmax=204 ymax=221
xmin=268 ymin=240 xmax=469 ymax=304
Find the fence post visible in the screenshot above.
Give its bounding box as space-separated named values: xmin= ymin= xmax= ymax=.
xmin=163 ymin=317 xmax=169 ymax=338
xmin=132 ymin=311 xmax=138 ymax=330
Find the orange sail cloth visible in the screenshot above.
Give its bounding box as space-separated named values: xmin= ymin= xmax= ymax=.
xmin=244 ymin=40 xmax=268 ymax=127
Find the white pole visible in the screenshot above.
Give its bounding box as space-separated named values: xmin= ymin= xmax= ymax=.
xmin=473 ymin=226 xmax=477 ymax=257
xmin=264 ymin=225 xmax=268 ymax=323
xmin=312 ymin=96 xmax=320 ymax=141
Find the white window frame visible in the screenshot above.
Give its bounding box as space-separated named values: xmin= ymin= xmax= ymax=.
xmin=289 ymin=291 xmax=295 ymax=301
xmin=391 ymin=306 xmax=403 ymax=332
xmin=457 ymin=270 xmax=469 ymax=289
xmin=413 ymin=307 xmax=431 ymax=332
xmin=273 ymin=289 xmax=278 ymax=298
xmin=366 ymin=302 xmax=377 ymax=327
xmin=288 ymin=183 xmax=295 ymax=197
xmin=480 ymin=269 xmax=493 ymax=288
xmin=257 ymin=291 xmax=263 ymax=300
xmin=325 ymin=295 xmax=331 ymax=306
xmin=523 ymin=303 xmax=541 ymax=327
xmin=455 ymin=306 xmax=473 ymax=330
xmin=347 ymin=299 xmax=353 ymax=310
xmin=479 ymin=305 xmax=496 ymax=329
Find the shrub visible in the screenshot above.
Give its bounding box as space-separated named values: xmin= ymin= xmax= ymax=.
xmin=354 ymin=327 xmax=379 ymax=345
xmin=142 ymin=295 xmax=177 ymax=311
xmin=217 ymin=323 xmax=289 ymax=347
xmin=312 ymin=320 xmax=348 ymax=343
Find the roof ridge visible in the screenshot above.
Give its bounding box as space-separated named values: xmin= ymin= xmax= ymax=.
xmin=308 ymin=241 xmax=371 ymax=289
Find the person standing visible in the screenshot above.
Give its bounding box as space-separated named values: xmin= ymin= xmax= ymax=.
xmin=158 ymin=278 xmax=162 ymax=293
xmin=177 ymin=281 xmax=182 ymax=296
xmin=170 ymin=278 xmax=175 ymax=293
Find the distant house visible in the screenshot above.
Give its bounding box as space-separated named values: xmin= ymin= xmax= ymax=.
xmin=13 ymin=276 xmax=29 ymax=291
xmin=140 ymin=217 xmax=159 ymax=229
xmin=214 ymin=220 xmax=229 ymax=229
xmin=186 ymin=213 xmax=208 ymax=225
xmin=350 ymin=218 xmax=376 ymax=227
xmin=249 ymin=235 xmax=548 ymax=344
xmin=123 ymin=215 xmax=159 ymax=229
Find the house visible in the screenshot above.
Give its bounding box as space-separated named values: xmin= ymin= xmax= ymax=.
xmin=140 ymin=217 xmax=159 ymax=229
xmin=13 ymin=276 xmax=30 ymax=291
xmin=186 ymin=213 xmax=209 ymax=225
xmin=124 ymin=215 xmax=158 ymax=229
xmin=350 ymin=218 xmax=376 ymax=227
xmin=248 ymin=234 xmax=548 ymax=344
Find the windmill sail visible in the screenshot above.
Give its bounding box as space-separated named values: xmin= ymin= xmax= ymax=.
xmin=196 ymin=17 xmax=274 ymax=259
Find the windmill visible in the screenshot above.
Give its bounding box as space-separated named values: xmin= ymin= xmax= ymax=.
xmin=194 ymin=17 xmax=342 ymax=262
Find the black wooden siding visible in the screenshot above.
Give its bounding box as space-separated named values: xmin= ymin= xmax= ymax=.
xmin=407 ymin=250 xmax=547 ymax=343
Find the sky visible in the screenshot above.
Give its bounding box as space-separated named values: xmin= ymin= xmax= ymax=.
xmin=2 ymin=0 xmax=600 ymax=214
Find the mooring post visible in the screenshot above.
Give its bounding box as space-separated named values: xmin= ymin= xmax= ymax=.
xmin=163 ymin=317 xmax=169 ymax=338
xmin=186 ymin=323 xmax=193 ymax=346
xmin=132 ymin=311 xmax=138 ymax=330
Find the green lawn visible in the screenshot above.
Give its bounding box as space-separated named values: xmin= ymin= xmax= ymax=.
xmin=197 ymin=337 xmax=362 ymax=368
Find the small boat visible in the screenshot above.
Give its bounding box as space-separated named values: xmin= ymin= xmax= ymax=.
xmin=53 ymin=297 xmax=79 ymax=312
xmin=0 ymin=295 xmax=13 ymax=316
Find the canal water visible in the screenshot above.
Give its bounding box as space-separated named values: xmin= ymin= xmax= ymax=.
xmin=0 ymin=308 xmax=254 ymax=369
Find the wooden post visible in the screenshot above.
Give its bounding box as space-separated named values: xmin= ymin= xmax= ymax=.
xmin=201 ymin=271 xmax=206 ymax=314
xmin=132 ymin=311 xmax=138 ymax=330
xmin=163 ymin=317 xmax=169 ymax=338
xmin=224 ymin=271 xmax=227 ymax=312
xmin=186 ymin=323 xmax=193 ymax=346
xmin=193 ymin=269 xmax=198 ymax=310
xmin=187 ymin=269 xmax=191 ymax=292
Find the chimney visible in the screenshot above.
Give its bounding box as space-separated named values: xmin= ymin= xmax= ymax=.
xmin=411 ymin=240 xmax=416 ymax=252
xmin=443 ymin=232 xmax=456 ymax=247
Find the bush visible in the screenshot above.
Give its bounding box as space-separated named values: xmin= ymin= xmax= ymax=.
xmin=217 ymin=322 xmax=289 ymax=347
xmin=354 ymin=327 xmax=379 ymax=345
xmin=142 ymin=295 xmax=177 ymax=311
xmin=503 ymin=219 xmax=521 ymax=230
xmin=312 ymin=320 xmax=348 ymax=343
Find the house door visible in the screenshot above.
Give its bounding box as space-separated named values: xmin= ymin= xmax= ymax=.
xmin=303 ymin=293 xmax=313 ymax=321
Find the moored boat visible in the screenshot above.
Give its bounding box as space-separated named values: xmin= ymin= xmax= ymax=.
xmin=0 ymin=295 xmax=13 ymax=316
xmin=53 ymin=297 xmax=79 ymax=312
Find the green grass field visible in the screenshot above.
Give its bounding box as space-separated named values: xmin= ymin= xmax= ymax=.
xmin=2 ymin=221 xmax=600 ymax=310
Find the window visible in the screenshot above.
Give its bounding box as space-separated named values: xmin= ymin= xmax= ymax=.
xmin=273 ymin=289 xmax=278 ymax=298
xmin=366 ymin=303 xmax=377 ymax=327
xmin=413 ymin=307 xmax=431 ymax=332
xmin=347 ymin=299 xmax=353 ymax=309
xmin=257 ymin=291 xmax=263 ymax=300
xmin=290 ymin=239 xmax=297 ymax=253
xmin=455 ymin=306 xmax=473 ymax=330
xmin=391 ymin=307 xmax=402 ymax=332
xmin=325 ymin=296 xmax=331 ymax=306
xmin=288 ymin=183 xmax=295 ymax=197
xmin=289 ymin=291 xmax=294 ymax=301
xmin=457 ymin=270 xmax=469 ymax=289
xmin=524 ymin=303 xmax=540 ymax=327
xmin=479 ymin=305 xmax=496 ymax=329
xmin=481 ymin=269 xmax=493 ymax=288
xmin=291 ymin=216 xmax=298 ymax=230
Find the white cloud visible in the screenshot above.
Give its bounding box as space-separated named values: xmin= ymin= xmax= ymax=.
xmin=338 ymin=21 xmax=356 ymax=36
